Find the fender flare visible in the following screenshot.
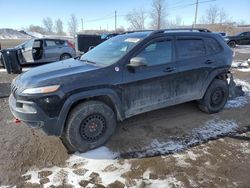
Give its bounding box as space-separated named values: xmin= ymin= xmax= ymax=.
xmin=200 ymin=67 xmax=230 ymax=98
xmin=56 ymin=88 xmax=124 ymax=136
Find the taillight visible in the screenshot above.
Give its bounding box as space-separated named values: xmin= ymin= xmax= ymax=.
xmin=67 ymin=41 xmax=75 ymax=49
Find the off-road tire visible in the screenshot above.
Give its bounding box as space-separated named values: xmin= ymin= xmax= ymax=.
xmin=62 ymin=101 xmax=117 ymax=153
xmin=228 ymin=40 xmax=236 ymax=48
xmin=198 ymin=79 xmax=229 ymax=114
xmin=60 ymin=53 xmax=71 ymax=60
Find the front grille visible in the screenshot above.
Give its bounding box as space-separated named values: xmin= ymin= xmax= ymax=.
xmin=11 ymin=83 xmax=18 ymax=95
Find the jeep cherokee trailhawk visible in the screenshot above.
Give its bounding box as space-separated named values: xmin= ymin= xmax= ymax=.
xmin=9 ymin=29 xmax=233 ymax=152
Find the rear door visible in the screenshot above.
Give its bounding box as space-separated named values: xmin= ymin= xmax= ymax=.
xmin=175 ymin=36 xmax=212 ymax=100
xmin=121 ymin=36 xmax=177 ymax=117
xmin=21 ymin=39 xmax=34 ymax=63
xmin=44 ymin=39 xmax=63 ymax=62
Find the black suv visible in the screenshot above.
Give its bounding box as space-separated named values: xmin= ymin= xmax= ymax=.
xmin=9 ymin=29 xmax=233 ymax=152
xmin=224 ymin=31 xmax=250 ymax=48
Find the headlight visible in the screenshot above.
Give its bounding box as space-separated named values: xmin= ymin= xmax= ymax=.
xmin=224 ymin=38 xmax=229 ymax=41
xmin=22 ymin=85 xmax=60 ymax=94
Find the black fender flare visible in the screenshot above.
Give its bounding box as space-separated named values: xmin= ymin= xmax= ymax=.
xmin=200 ymin=67 xmax=230 ymax=99
xmin=56 ymin=88 xmax=124 ymax=136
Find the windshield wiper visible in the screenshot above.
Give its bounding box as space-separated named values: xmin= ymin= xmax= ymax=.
xmin=80 ymin=59 xmax=96 ymax=65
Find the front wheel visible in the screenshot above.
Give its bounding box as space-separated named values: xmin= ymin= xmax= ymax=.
xmin=62 ymin=101 xmax=117 ymax=153
xmin=198 ymin=79 xmax=229 ymax=114
xmin=228 ymin=41 xmax=236 ymax=48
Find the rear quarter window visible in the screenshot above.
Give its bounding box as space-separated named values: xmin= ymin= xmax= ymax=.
xmin=176 ymin=38 xmax=206 ymax=60
xmin=205 ymin=37 xmax=222 ymax=54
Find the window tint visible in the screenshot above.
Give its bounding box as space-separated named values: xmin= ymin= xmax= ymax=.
xmin=136 ymin=40 xmax=172 ymax=66
xmin=45 ymin=40 xmax=64 ymax=47
xmin=177 ymin=39 xmax=206 ymax=59
xmin=205 ymin=38 xmax=222 ymax=54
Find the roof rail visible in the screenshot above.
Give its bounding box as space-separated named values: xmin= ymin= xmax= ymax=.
xmin=151 ymin=28 xmax=211 ymax=35
xmin=120 ymin=30 xmax=154 ymax=35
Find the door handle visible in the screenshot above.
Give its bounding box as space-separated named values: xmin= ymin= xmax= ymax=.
xmin=164 ymin=67 xmax=176 ymax=72
xmin=205 ymin=60 xmax=214 ymax=64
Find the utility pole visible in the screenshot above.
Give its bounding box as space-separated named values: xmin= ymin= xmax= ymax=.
xmin=115 ymin=10 xmax=117 ymax=32
xmin=194 ymin=0 xmax=199 ymax=28
xmin=81 ymin=18 xmax=84 ymax=32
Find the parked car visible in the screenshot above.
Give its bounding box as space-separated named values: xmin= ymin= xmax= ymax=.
xmin=9 ymin=28 xmax=233 ymax=152
xmin=215 ymin=32 xmax=227 ymax=37
xmin=0 ymin=38 xmax=76 ymax=67
xmin=224 ymin=31 xmax=250 ymax=48
xmin=76 ymin=33 xmax=118 ymax=53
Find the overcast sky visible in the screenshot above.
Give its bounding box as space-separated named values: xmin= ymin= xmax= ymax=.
xmin=0 ymin=0 xmax=249 ymax=31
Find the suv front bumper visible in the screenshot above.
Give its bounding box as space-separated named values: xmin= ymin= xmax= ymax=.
xmin=9 ymin=93 xmax=59 ymax=135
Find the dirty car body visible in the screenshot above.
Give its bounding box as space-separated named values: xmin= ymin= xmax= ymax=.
xmin=9 ymin=29 xmax=233 ymax=152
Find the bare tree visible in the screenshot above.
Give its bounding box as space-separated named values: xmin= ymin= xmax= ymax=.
xmin=205 ymin=6 xmax=219 ymax=24
xmin=28 ymin=25 xmax=45 ymax=34
xmin=218 ymin=8 xmax=228 ymax=24
xmin=201 ymin=6 xmax=229 ymax=25
xmin=68 ymin=14 xmax=78 ymax=36
xmin=126 ymin=8 xmax=147 ymax=30
xmin=55 ymin=19 xmax=64 ymax=35
xmin=150 ymin=0 xmax=167 ymax=29
xmin=42 ymin=17 xmax=53 ymax=34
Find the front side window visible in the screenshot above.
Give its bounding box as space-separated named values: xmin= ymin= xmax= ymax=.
xmin=177 ymin=38 xmax=206 ymax=59
xmin=136 ymin=40 xmax=172 ymax=66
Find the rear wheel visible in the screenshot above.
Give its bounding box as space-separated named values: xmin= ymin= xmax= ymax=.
xmin=60 ymin=53 xmax=71 ymax=60
xmin=62 ymin=101 xmax=117 ymax=153
xmin=198 ymin=79 xmax=229 ymax=114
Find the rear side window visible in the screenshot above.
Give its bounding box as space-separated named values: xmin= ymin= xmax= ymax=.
xmin=136 ymin=40 xmax=172 ymax=66
xmin=45 ymin=40 xmax=64 ymax=47
xmin=177 ymin=39 xmax=206 ymax=59
xmin=205 ymin=38 xmax=222 ymax=54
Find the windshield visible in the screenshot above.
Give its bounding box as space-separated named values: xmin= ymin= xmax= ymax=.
xmin=16 ymin=39 xmax=34 ymax=49
xmin=80 ymin=33 xmax=149 ymax=66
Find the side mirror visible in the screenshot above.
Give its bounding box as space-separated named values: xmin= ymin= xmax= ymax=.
xmin=127 ymin=57 xmax=147 ymax=69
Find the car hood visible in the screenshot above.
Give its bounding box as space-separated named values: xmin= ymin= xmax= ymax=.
xmin=17 ymin=58 xmax=101 ymax=88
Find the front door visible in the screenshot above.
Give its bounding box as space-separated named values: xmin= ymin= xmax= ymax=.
xmin=121 ymin=37 xmax=177 ymax=118
xmin=22 ymin=39 xmax=34 ymax=63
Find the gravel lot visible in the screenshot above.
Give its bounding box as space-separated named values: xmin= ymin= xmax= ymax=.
xmin=0 ymin=46 xmax=249 ymax=188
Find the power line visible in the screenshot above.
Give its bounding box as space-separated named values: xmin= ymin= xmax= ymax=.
xmin=168 ymin=0 xmax=216 ymax=9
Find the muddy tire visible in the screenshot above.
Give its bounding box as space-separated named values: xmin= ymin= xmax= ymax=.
xmin=62 ymin=101 xmax=117 ymax=153
xmin=60 ymin=53 xmax=71 ymax=60
xmin=228 ymin=40 xmax=236 ymax=48
xmin=198 ymin=79 xmax=229 ymax=114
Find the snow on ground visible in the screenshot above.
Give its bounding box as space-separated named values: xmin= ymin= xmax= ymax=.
xmin=232 ymin=60 xmax=250 ymax=72
xmin=0 ymin=68 xmax=31 ymax=73
xmin=22 ymin=119 xmax=239 ymax=187
xmin=226 ymin=79 xmax=250 ymax=108
xmin=128 ymin=119 xmax=238 ymax=158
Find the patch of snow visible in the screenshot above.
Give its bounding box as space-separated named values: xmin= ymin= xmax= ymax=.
xmin=226 ymin=96 xmax=248 ymax=108
xmin=173 ymin=153 xmax=191 ymax=167
xmin=133 ymin=176 xmax=184 ymax=188
xmin=237 ymin=68 xmax=250 ymax=72
xmin=186 ymin=151 xmax=198 ymax=161
xmin=24 ymin=147 xmax=130 ymax=188
xmin=123 ymin=119 xmax=238 ymax=158
xmin=226 ymin=79 xmax=250 ymax=108
xmin=240 ymin=143 xmax=250 ymax=154
xmin=0 ymin=68 xmax=32 ymax=73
